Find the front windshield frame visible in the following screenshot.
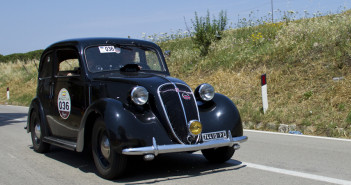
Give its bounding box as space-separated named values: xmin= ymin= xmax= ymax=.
xmin=84 ymin=44 xmax=167 ymax=74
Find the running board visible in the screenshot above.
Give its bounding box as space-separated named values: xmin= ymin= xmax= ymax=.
xmin=43 ymin=136 xmax=77 ymax=151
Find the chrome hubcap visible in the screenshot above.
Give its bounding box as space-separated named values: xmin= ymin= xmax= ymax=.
xmin=34 ymin=123 xmax=41 ymax=140
xmin=100 ymin=135 xmax=110 ymax=159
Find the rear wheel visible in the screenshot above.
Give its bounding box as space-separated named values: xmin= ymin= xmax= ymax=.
xmin=201 ymin=146 xmax=234 ymax=163
xmin=30 ymin=110 xmax=50 ymax=153
xmin=92 ymin=118 xmax=127 ymax=179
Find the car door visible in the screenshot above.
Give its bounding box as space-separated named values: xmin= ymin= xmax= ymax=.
xmin=46 ymin=48 xmax=87 ymax=141
xmin=38 ymin=51 xmax=55 ymax=119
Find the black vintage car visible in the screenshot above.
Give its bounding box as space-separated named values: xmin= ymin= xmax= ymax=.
xmin=26 ymin=38 xmax=247 ymax=179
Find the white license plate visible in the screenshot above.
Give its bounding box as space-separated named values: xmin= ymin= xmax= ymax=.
xmin=202 ymin=131 xmax=227 ymax=141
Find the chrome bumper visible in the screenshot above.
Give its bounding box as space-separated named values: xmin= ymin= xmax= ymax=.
xmin=122 ymin=131 xmax=248 ymax=156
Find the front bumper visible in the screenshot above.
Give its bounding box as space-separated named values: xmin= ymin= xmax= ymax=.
xmin=122 ymin=130 xmax=248 ymax=156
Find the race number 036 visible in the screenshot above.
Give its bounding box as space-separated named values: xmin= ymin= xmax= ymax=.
xmin=57 ymin=88 xmax=71 ymax=119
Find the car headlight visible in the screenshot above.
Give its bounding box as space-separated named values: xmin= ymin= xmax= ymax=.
xmin=188 ymin=120 xmax=202 ymax=136
xmin=196 ymin=83 xmax=215 ymax=101
xmin=131 ymin=86 xmax=149 ymax=105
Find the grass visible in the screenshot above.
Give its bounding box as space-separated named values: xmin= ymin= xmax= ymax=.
xmin=0 ymin=60 xmax=38 ymax=106
xmin=159 ymin=9 xmax=351 ymax=138
xmin=1 ymin=10 xmax=351 ymax=138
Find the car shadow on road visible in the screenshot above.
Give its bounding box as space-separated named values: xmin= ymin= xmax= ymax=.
xmin=0 ymin=113 xmax=27 ymax=127
xmin=41 ymin=146 xmax=246 ymax=184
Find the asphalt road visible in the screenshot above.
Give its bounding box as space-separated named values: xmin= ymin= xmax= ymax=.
xmin=1 ymin=105 xmax=351 ymax=185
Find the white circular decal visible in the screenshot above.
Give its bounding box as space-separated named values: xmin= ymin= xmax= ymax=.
xmin=57 ymin=88 xmax=71 ymax=119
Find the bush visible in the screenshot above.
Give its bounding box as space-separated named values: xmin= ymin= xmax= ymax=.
xmin=188 ymin=10 xmax=228 ymax=56
xmin=0 ymin=50 xmax=43 ymax=63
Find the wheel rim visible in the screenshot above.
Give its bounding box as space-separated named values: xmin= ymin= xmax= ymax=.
xmin=100 ymin=135 xmax=110 ymax=159
xmin=34 ymin=122 xmax=41 ymax=144
xmin=95 ymin=130 xmax=111 ymax=168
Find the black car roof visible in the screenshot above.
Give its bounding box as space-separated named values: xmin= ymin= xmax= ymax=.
xmin=44 ymin=37 xmax=160 ymax=52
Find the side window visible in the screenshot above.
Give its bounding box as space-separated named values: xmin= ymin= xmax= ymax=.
xmin=145 ymin=50 xmax=161 ymax=71
xmin=39 ymin=53 xmax=53 ymax=78
xmin=56 ymin=49 xmax=80 ymax=77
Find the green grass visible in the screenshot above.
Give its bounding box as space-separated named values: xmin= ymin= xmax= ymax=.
xmin=159 ymin=9 xmax=351 ymax=138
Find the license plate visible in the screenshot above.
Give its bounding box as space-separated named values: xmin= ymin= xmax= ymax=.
xmin=202 ymin=131 xmax=227 ymax=141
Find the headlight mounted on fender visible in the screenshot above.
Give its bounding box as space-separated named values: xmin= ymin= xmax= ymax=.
xmin=131 ymin=86 xmax=149 ymax=105
xmin=195 ymin=83 xmax=215 ymax=101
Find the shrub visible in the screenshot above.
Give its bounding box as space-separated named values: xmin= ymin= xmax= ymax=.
xmin=187 ymin=10 xmax=228 ymax=56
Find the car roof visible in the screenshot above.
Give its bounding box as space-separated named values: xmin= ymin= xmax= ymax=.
xmin=44 ymin=37 xmax=160 ymax=52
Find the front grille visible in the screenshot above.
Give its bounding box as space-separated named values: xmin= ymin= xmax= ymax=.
xmin=158 ymin=83 xmax=200 ymax=144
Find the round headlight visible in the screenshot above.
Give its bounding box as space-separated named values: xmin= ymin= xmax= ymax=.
xmin=188 ymin=120 xmax=202 ymax=136
xmin=197 ymin=83 xmax=215 ymax=101
xmin=131 ymin=86 xmax=149 ymax=105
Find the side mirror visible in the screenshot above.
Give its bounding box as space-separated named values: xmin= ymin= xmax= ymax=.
xmin=164 ymin=50 xmax=171 ymax=57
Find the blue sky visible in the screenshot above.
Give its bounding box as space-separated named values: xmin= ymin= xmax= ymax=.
xmin=0 ymin=0 xmax=350 ymax=55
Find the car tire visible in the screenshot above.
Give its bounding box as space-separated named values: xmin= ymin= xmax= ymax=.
xmin=92 ymin=118 xmax=127 ymax=179
xmin=30 ymin=110 xmax=50 ymax=153
xmin=201 ymin=146 xmax=235 ymax=163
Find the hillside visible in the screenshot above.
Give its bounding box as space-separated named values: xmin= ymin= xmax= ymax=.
xmin=0 ymin=10 xmax=350 ymax=138
xmin=158 ymin=10 xmax=351 ymax=138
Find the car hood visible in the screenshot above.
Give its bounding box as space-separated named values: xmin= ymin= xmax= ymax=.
xmin=92 ymin=72 xmax=188 ymax=91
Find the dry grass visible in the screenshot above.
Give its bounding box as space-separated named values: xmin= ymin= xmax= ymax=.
xmin=0 ymin=60 xmax=38 ymax=106
xmin=161 ymin=10 xmax=351 ymax=138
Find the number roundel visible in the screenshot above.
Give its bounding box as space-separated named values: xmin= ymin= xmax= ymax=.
xmin=57 ymin=88 xmax=71 ymax=119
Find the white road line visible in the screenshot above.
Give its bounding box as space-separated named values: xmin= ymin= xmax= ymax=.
xmin=243 ymin=162 xmax=351 ymax=185
xmin=7 ymin=153 xmax=16 ymax=159
xmin=244 ymin=129 xmax=351 ymax=142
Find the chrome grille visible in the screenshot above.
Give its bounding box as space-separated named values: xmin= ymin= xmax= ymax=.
xmin=158 ymin=83 xmax=200 ymax=144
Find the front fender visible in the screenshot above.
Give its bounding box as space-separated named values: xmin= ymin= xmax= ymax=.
xmin=199 ymin=93 xmax=243 ymax=137
xmin=77 ymin=98 xmax=172 ymax=153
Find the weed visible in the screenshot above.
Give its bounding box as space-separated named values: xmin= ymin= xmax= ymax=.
xmin=186 ymin=10 xmax=228 ymax=56
xmin=346 ymin=111 xmax=351 ymax=124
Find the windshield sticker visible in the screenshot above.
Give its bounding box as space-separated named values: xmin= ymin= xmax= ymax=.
xmin=57 ymin=88 xmax=71 ymax=119
xmin=98 ymin=46 xmax=116 ymax=53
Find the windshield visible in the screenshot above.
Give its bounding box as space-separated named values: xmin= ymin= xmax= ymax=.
xmin=85 ymin=45 xmax=165 ymax=73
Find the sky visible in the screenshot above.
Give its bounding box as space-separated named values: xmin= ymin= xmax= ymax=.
xmin=1 ymin=0 xmax=350 ymax=55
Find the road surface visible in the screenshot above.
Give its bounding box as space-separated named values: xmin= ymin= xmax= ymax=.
xmin=0 ymin=105 xmax=351 ymax=185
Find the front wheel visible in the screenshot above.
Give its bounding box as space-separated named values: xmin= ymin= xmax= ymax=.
xmin=92 ymin=118 xmax=127 ymax=179
xmin=201 ymin=146 xmax=235 ymax=163
xmin=30 ymin=110 xmax=50 ymax=153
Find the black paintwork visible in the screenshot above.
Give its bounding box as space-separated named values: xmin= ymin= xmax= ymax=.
xmin=27 ymin=37 xmax=243 ymax=153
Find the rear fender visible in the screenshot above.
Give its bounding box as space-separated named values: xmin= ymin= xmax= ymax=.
xmin=27 ymin=97 xmax=51 ymax=136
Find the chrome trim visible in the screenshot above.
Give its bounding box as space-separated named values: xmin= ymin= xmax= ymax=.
xmin=157 ymin=83 xmax=184 ymax=144
xmin=171 ymin=83 xmax=189 ymax=128
xmin=157 ymin=82 xmax=202 ymax=144
xmin=122 ymin=131 xmax=248 ymax=156
xmin=100 ymin=135 xmax=110 ymax=159
xmin=175 ymin=83 xmax=202 ymax=143
xmin=131 ymin=86 xmax=149 ymax=105
xmin=34 ymin=123 xmax=41 ymax=139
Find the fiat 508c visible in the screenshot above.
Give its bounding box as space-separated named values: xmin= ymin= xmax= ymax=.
xmin=26 ymin=38 xmax=247 ymax=179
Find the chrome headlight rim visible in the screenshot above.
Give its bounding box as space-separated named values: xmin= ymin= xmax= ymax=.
xmin=131 ymin=86 xmax=149 ymax=105
xmin=196 ymin=83 xmax=215 ymax=101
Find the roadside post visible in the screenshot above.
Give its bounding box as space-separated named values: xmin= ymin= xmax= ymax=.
xmin=261 ymin=74 xmax=268 ymax=114
xmin=7 ymin=87 xmax=10 ymax=100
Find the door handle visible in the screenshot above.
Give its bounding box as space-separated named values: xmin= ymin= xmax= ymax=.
xmin=49 ymin=83 xmax=54 ymax=99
